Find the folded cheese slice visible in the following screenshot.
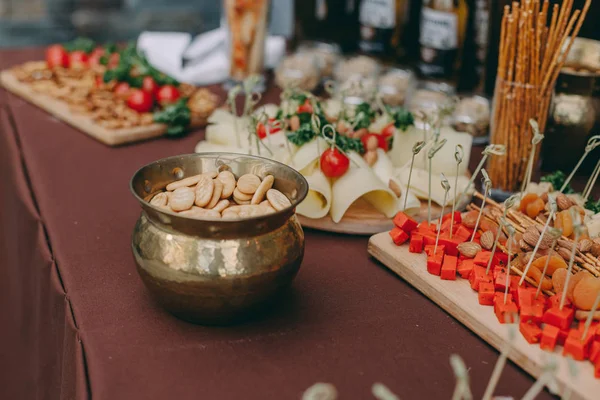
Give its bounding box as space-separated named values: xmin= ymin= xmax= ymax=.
xmin=296 ymin=163 xmax=332 ymax=219
xmin=330 ymin=152 xmax=397 ymax=223
xmin=371 ymin=149 xmax=421 ymax=214
xmin=291 ymin=137 xmax=327 ymax=173
xmin=396 ymin=167 xmax=470 ymax=207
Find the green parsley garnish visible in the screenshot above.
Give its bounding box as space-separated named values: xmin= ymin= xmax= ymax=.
xmin=540 ymin=171 xmax=574 ymax=194
xmin=153 ymin=99 xmax=191 ymax=136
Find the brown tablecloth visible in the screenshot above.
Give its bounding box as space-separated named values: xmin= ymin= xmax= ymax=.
xmin=0 ymin=48 xmax=553 ymax=400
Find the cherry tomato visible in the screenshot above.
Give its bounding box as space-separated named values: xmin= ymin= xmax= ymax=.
xmin=361 ymin=133 xmax=389 ymax=152
xmin=156 ymin=85 xmax=181 ymax=104
xmin=126 ymin=89 xmax=154 ymax=113
xmin=256 ymin=118 xmax=281 ymax=139
xmin=256 ymin=123 xmax=267 ymax=139
xmin=114 ymin=82 xmax=131 ymax=99
xmin=377 ymin=134 xmax=390 ymax=152
xmin=381 ymin=123 xmax=396 ymax=138
xmin=88 ymin=47 xmax=105 ymax=67
xmin=320 ymin=148 xmax=350 ymax=178
xmin=68 ymin=51 xmax=89 ymax=69
xmin=45 ymin=45 xmax=69 ymax=68
xmin=107 ymin=53 xmax=120 ymax=69
xmin=142 ymin=76 xmax=159 ymax=97
xmin=297 ymin=100 xmax=313 ymax=114
xmin=268 ymin=118 xmax=282 ymax=133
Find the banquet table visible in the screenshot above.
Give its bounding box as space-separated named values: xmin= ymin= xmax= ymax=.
xmin=0 ymin=48 xmax=563 ymax=400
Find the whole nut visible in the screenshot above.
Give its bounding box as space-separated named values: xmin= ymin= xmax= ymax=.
xmin=480 ymin=231 xmax=495 ymax=250
xmin=522 ymin=226 xmax=541 ymax=247
xmin=289 ymin=115 xmax=300 ymax=131
xmin=557 ymin=247 xmax=573 ymax=261
xmin=556 ymin=193 xmax=573 ymax=211
xmin=540 ymin=192 xmax=549 ymax=203
xmin=363 ymin=150 xmax=378 ymax=166
xmin=519 ymin=239 xmax=533 ymax=251
xmin=578 ymin=238 xmax=593 ymax=253
xmin=336 ymin=120 xmax=349 ymax=134
xmin=365 ymin=135 xmax=379 ymax=151
xmin=592 ymin=239 xmax=600 ymax=257
xmin=354 ymin=128 xmax=368 ymax=139
xmin=457 ymin=242 xmax=482 ymax=258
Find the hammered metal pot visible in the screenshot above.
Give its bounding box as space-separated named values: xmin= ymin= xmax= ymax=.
xmin=130 ymin=153 xmax=309 ymax=325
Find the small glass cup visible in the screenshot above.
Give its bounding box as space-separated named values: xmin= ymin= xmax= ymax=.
xmin=378 ymin=67 xmax=415 ymax=107
xmin=222 ymin=0 xmax=271 ymax=92
xmin=452 ymin=95 xmax=490 ymax=145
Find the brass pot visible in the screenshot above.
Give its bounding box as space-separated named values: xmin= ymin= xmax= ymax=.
xmin=542 ymin=37 xmax=600 ymax=173
xmin=129 ymin=153 xmax=309 ymax=325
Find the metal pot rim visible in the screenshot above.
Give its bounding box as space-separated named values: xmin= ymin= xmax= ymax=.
xmin=129 ymin=152 xmax=309 ymax=235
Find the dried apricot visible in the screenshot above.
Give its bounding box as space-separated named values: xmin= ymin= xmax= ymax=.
xmin=554 ymin=210 xmax=574 ymax=237
xmin=527 ymin=266 xmax=553 ymax=290
xmin=567 ymin=271 xmax=593 ymax=302
xmin=552 ymin=268 xmax=568 ymax=293
xmin=531 ymin=255 xmax=567 ymax=276
xmin=526 ymin=198 xmax=545 ymax=218
xmin=519 ymin=193 xmax=539 ymax=213
xmin=573 ymin=277 xmax=600 ymax=311
xmin=572 ymin=277 xmax=600 ymax=311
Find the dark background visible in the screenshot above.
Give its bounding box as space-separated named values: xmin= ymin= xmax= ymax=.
xmin=1 ymin=0 xmax=598 ymax=48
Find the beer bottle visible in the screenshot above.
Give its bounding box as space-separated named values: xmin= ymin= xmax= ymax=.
xmin=418 ymin=0 xmax=469 ymax=81
xmin=358 ymin=0 xmax=409 ymax=63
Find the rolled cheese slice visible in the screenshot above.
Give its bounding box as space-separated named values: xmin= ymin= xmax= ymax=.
xmin=330 ymin=152 xmax=397 ymax=223
xmin=296 ymin=164 xmax=332 ymax=219
xmin=396 ymin=167 xmax=470 ymax=207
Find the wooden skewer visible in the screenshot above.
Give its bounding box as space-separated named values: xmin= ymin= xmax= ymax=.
xmin=482 ymin=324 xmax=517 ymax=400
xmin=581 ymin=291 xmax=600 ymax=341
xmin=504 ymin=225 xmax=516 ymax=304
xmin=522 ymin=356 xmax=557 ymax=400
xmin=582 ymin=158 xmax=600 ymax=201
xmin=434 ymin=174 xmax=451 ymax=256
xmin=562 ymin=357 xmax=579 ymax=400
xmin=450 ymin=145 xmax=464 ymax=238
xmin=471 ymin=170 xmax=492 ymax=242
xmin=404 ymin=141 xmax=425 ymax=211
xmin=560 ymin=219 xmax=584 ymax=310
xmin=535 ymin=229 xmax=562 ymax=300
xmin=450 ymin=354 xmax=473 ymax=400
xmin=561 ymin=135 xmax=600 ymax=192
xmin=427 ymin=139 xmax=447 ymax=224
xmin=519 ymin=194 xmax=556 ymax=286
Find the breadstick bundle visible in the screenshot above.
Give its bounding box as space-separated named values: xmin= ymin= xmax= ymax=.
xmin=488 ymin=0 xmax=591 ymax=192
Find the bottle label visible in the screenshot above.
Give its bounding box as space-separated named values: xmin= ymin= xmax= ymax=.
xmin=418 ymin=7 xmax=458 ymax=78
xmin=474 ymin=0 xmax=489 ymax=63
xmin=419 ymin=7 xmax=457 ymax=49
xmin=358 ymin=0 xmax=396 ymax=55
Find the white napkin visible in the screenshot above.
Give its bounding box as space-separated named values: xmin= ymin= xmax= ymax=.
xmin=137 ymin=30 xmax=286 ymax=86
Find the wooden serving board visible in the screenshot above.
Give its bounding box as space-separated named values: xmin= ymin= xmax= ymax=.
xmin=299 ymin=195 xmax=471 ymax=236
xmin=0 ymin=70 xmax=208 ymax=146
xmin=368 ymin=232 xmax=600 ymax=400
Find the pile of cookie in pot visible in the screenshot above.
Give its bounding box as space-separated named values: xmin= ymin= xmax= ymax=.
xmin=148 ymin=171 xmax=292 ymax=220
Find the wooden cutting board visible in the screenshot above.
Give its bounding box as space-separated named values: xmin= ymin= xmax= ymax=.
xmin=368 ymin=232 xmax=600 ymax=400
xmin=0 ymin=70 xmax=208 ymax=146
xmin=299 ymin=195 xmax=471 ymax=235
